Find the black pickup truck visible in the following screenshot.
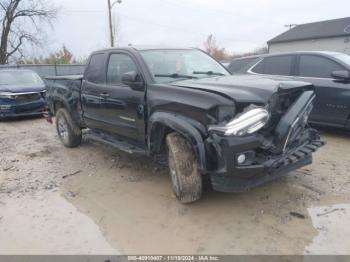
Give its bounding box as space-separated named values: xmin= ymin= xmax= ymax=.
xmin=45 ymin=47 xmax=324 ymax=203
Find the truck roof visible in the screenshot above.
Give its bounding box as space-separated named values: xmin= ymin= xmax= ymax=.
xmin=232 ymin=51 xmax=347 ymax=61
xmin=93 ymin=46 xmax=197 ymax=53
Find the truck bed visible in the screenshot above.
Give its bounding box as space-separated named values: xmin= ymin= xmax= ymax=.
xmin=45 ymin=74 xmax=84 ymax=125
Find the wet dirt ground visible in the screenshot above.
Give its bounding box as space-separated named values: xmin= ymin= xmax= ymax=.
xmin=0 ymin=118 xmax=350 ymax=255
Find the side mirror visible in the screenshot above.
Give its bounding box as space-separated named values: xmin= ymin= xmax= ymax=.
xmin=121 ymin=71 xmax=145 ymax=90
xmin=331 ymin=70 xmax=350 ymax=81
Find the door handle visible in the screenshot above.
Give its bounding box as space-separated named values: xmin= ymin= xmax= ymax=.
xmin=100 ymin=93 xmax=110 ymax=98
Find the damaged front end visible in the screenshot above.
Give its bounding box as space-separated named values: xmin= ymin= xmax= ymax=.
xmin=0 ymin=91 xmax=46 ymax=118
xmin=206 ymin=85 xmax=325 ymax=193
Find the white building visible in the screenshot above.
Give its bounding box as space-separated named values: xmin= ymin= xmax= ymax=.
xmin=268 ymin=17 xmax=350 ymax=55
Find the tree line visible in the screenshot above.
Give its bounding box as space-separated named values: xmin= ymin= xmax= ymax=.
xmin=1 ymin=0 xmax=267 ymax=65
xmin=0 ymin=0 xmax=57 ymax=64
xmin=203 ymin=34 xmax=268 ymax=61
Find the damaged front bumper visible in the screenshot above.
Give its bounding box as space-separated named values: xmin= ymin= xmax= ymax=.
xmin=207 ymin=89 xmax=325 ymax=192
xmin=0 ymin=100 xmax=45 ymax=118
xmin=208 ymin=129 xmax=325 ymax=192
xmin=0 ymin=91 xmax=47 ymax=119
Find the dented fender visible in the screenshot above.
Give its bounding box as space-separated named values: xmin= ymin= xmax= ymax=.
xmin=148 ymin=112 xmax=207 ymax=172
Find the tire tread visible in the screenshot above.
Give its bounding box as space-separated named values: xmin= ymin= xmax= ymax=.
xmin=166 ymin=132 xmax=202 ymax=203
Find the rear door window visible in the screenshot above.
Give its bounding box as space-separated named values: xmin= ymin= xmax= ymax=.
xmin=251 ymin=59 xmax=264 ymax=73
xmin=228 ymin=58 xmax=258 ymax=73
xmin=252 ymin=55 xmax=293 ymax=76
xmin=298 ymin=55 xmax=345 ymax=78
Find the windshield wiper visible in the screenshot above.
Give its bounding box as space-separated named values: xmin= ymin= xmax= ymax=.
xmin=154 ymin=73 xmax=197 ymax=79
xmin=193 ymin=71 xmax=226 ymax=76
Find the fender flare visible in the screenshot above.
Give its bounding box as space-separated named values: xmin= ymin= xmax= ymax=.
xmin=148 ymin=112 xmax=207 ymax=172
xmin=50 ymin=96 xmax=71 ymax=114
xmin=49 ymin=93 xmax=83 ymax=126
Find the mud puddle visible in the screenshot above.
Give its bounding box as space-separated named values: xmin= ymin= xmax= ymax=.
xmin=0 ymin=192 xmax=117 ymax=254
xmin=306 ymin=203 xmax=350 ymax=254
xmin=62 ymin=170 xmax=323 ymax=254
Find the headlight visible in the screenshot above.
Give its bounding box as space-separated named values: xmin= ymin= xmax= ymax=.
xmin=0 ymin=92 xmax=15 ymax=99
xmin=208 ymin=107 xmax=269 ymax=136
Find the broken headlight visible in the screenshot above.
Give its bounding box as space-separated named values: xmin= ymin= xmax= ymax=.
xmin=208 ymin=107 xmax=269 ymax=136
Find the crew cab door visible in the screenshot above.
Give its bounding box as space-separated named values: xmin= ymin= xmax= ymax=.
xmin=294 ymin=54 xmax=350 ymax=127
xmin=81 ymin=51 xmax=146 ymax=145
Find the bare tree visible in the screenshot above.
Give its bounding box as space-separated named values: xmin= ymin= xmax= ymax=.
xmin=0 ymin=0 xmax=57 ymax=64
xmin=204 ymin=34 xmax=269 ymax=60
xmin=203 ymin=34 xmax=231 ymax=61
xmin=230 ymin=45 xmax=269 ymax=59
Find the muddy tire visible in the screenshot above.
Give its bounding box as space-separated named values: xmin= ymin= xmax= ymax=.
xmin=55 ymin=108 xmax=82 ymax=148
xmin=166 ymin=132 xmax=202 ymax=203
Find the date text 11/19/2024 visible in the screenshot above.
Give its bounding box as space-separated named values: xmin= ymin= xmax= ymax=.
xmin=127 ymin=255 xmax=220 ymax=261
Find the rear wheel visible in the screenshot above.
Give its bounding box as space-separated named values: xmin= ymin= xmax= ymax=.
xmin=166 ymin=132 xmax=202 ymax=203
xmin=55 ymin=108 xmax=82 ymax=148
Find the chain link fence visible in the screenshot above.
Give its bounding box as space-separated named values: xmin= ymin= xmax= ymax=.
xmin=0 ymin=64 xmax=85 ymax=78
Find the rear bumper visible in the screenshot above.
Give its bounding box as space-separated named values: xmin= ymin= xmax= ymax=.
xmin=208 ymin=129 xmax=325 ymax=192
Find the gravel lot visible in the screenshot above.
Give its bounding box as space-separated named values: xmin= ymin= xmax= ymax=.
xmin=0 ymin=117 xmax=350 ymax=255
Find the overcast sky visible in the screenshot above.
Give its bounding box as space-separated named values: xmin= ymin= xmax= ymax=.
xmin=44 ymin=0 xmax=350 ymax=59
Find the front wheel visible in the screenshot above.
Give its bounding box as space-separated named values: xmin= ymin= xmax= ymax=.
xmin=55 ymin=108 xmax=82 ymax=148
xmin=166 ymin=132 xmax=202 ymax=203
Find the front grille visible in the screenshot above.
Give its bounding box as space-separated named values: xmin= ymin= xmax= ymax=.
xmin=15 ymin=92 xmax=43 ymax=103
xmin=260 ymin=90 xmax=303 ymax=137
xmin=272 ymin=91 xmax=315 ymax=155
xmin=14 ymin=104 xmax=44 ymax=114
xmin=283 ymin=101 xmax=313 ymax=151
xmin=258 ymin=89 xmax=316 ymax=155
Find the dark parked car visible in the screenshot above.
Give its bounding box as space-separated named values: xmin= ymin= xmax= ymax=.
xmin=227 ymin=51 xmax=350 ymax=130
xmin=0 ymin=70 xmax=46 ymax=119
xmin=227 ymin=56 xmax=262 ymax=74
xmin=45 ymin=47 xmax=324 ymax=203
xmin=220 ymin=60 xmax=232 ymax=68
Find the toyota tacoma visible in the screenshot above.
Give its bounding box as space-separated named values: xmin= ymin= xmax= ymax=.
xmin=44 ymin=47 xmax=325 ymax=203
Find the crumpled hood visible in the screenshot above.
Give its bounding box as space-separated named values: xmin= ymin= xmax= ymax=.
xmin=172 ymin=75 xmax=313 ymax=104
xmin=0 ymin=83 xmax=46 ymax=93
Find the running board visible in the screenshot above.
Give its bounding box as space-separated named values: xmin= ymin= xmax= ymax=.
xmin=84 ymin=129 xmax=147 ymax=155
